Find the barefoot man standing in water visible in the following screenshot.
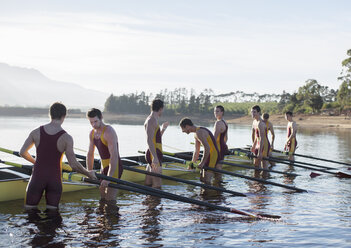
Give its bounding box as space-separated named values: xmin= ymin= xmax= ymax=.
xmin=285 ymin=111 xmax=297 ymax=161
xmin=20 ymin=102 xmax=96 ymax=211
xmin=144 ymin=99 xmax=168 ymax=188
xmin=87 ymin=108 xmax=123 ymax=205
xmin=251 ymin=105 xmax=270 ymax=169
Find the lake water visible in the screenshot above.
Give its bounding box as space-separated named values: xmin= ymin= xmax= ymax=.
xmin=1 ymin=116 xmax=351 ymax=247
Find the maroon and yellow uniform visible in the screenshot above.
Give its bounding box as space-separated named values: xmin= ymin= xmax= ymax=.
xmin=253 ymin=124 xmax=270 ymax=157
xmin=25 ymin=126 xmax=66 ymax=207
xmin=145 ymin=124 xmax=163 ymax=166
xmin=92 ymin=126 xmax=123 ymax=178
xmin=216 ymin=120 xmax=228 ymax=160
xmin=286 ymin=125 xmax=297 ymax=154
xmin=198 ymin=127 xmax=220 ymax=168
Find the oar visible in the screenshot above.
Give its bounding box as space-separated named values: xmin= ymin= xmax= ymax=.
xmin=272 ymin=148 xmax=351 ymax=167
xmin=88 ymin=172 xmax=280 ymax=220
xmin=236 ymin=149 xmax=351 ymax=179
xmin=122 ymin=164 xmax=247 ymax=197
xmin=0 ymin=158 xmax=32 ymax=171
xmin=73 ymin=150 xmax=246 ymax=196
xmin=0 ymin=147 xmax=73 ymax=172
xmin=156 ymin=153 xmax=307 ymax=193
xmin=163 ymin=150 xmax=299 ymax=177
xmin=267 ymin=156 xmax=351 ymax=179
xmin=267 ymin=155 xmax=335 ymax=170
xmin=237 ymin=147 xmax=336 ymax=170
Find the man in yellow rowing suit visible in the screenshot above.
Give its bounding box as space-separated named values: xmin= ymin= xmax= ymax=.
xmin=180 ymin=117 xmax=219 ymax=184
xmin=144 ymin=99 xmax=169 ymax=188
xmin=285 ymin=111 xmax=297 ymax=161
xmin=87 ymin=108 xmax=123 ymax=205
xmin=251 ymin=105 xmax=270 ymax=169
xmin=213 ymin=105 xmax=229 ymax=161
xmin=262 ymin=113 xmax=275 ymax=166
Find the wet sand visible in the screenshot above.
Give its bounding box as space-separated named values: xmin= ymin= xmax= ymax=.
xmin=226 ymin=114 xmax=351 ymax=129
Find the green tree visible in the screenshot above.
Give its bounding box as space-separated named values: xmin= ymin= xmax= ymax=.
xmin=296 ymin=79 xmax=324 ymax=113
xmin=337 ymin=49 xmax=351 ymax=108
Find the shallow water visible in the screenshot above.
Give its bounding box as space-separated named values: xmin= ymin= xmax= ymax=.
xmin=1 ymin=117 xmax=351 ymax=247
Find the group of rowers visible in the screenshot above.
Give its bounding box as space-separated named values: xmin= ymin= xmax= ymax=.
xmin=19 ymin=99 xmax=297 ymax=212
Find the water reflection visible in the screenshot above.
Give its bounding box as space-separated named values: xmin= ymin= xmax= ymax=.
xmin=26 ymin=209 xmax=64 ymax=247
xmin=80 ymin=201 xmax=121 ymax=247
xmin=140 ymin=195 xmax=163 ymax=247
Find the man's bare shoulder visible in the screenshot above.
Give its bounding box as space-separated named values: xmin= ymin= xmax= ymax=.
xmin=145 ymin=115 xmax=157 ymax=127
xmin=105 ymin=125 xmax=116 ymax=134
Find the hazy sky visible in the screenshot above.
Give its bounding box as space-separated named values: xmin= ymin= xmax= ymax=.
xmin=1 ymin=0 xmax=350 ymax=95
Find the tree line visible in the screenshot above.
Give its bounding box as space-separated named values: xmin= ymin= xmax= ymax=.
xmin=104 ymin=49 xmax=351 ymax=116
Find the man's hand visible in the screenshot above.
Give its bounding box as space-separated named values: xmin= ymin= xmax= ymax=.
xmin=87 ymin=170 xmax=97 ymax=180
xmin=100 ymin=179 xmax=109 ymax=188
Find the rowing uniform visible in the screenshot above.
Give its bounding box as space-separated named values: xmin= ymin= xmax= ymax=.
xmin=25 ymin=126 xmax=66 ymax=207
xmin=145 ymin=124 xmax=163 ymax=166
xmin=92 ymin=126 xmax=123 ymax=178
xmin=197 ymin=127 xmax=219 ymax=168
xmin=286 ymin=125 xmax=297 ymax=154
xmin=216 ymin=120 xmax=229 ymax=160
xmin=253 ymin=122 xmax=270 ymax=157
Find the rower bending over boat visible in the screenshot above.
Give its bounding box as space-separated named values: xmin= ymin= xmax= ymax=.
xmin=285 ymin=111 xmax=297 ymax=161
xmin=251 ymin=105 xmax=270 ymax=169
xmin=213 ymin=105 xmax=229 ymax=161
xmin=262 ymin=113 xmax=275 ymax=166
xmin=87 ymin=108 xmax=123 ymax=205
xmin=144 ymin=99 xmax=168 ymax=188
xmin=20 ymin=102 xmax=96 ymax=211
xmin=179 ymin=118 xmax=220 ymax=184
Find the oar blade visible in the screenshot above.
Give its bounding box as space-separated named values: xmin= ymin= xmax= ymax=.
xmin=336 ymin=172 xmax=351 ymax=178
xmin=310 ymin=172 xmax=321 ymax=178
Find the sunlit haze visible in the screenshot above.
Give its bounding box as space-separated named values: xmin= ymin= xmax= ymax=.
xmin=1 ymin=0 xmax=350 ymax=96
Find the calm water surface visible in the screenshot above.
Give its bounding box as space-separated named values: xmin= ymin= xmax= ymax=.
xmin=0 ymin=116 xmax=351 ymax=247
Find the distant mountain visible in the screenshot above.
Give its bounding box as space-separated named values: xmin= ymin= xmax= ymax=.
xmin=0 ymin=63 xmax=108 ymax=109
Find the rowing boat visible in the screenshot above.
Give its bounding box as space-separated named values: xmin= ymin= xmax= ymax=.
xmin=0 ymin=149 xmax=281 ymax=202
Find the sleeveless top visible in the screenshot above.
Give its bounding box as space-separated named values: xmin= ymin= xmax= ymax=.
xmin=216 ymin=120 xmax=228 ymax=160
xmin=92 ymin=126 xmax=123 ymax=178
xmin=34 ymin=126 xmax=66 ymax=181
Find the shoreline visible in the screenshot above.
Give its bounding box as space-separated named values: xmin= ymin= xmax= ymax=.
xmin=1 ymin=112 xmax=351 ymax=129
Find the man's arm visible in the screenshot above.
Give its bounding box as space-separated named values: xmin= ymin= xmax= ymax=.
xmin=251 ymin=126 xmax=256 ymax=143
xmin=86 ymin=131 xmax=95 ymax=171
xmin=213 ymin=121 xmax=224 ymax=141
xmin=270 ymin=123 xmax=275 ymax=148
xmin=64 ymin=134 xmax=97 ymax=179
xmin=19 ymin=130 xmax=37 ymax=164
xmin=287 ymin=122 xmax=297 ymax=143
xmin=160 ymin=121 xmax=169 ymax=136
xmin=258 ymin=122 xmax=265 ymax=158
xmin=192 ymin=137 xmax=201 ymax=163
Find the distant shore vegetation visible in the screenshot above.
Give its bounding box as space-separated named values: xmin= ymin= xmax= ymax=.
xmin=105 ymin=49 xmax=351 ymax=116
xmin=1 ymin=49 xmax=350 ymax=117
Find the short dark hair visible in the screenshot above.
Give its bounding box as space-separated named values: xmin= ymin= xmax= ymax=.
xmin=179 ymin=117 xmax=193 ymax=128
xmin=151 ymin=99 xmax=164 ymax=111
xmin=252 ymin=105 xmax=261 ymax=113
xmin=87 ymin=108 xmax=103 ymax=120
xmin=285 ymin=111 xmax=293 ymax=117
xmin=263 ymin=113 xmax=269 ymax=119
xmin=216 ymin=105 xmax=225 ymax=114
xmin=49 ymin=102 xmax=66 ymax=120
